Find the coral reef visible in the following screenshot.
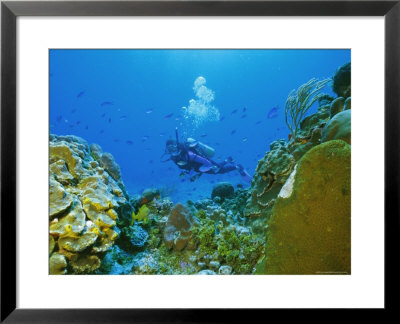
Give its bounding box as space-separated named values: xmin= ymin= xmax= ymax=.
xmin=321 ymin=110 xmax=351 ymax=145
xmin=344 ymin=97 xmax=351 ymax=110
xmin=285 ymin=78 xmax=331 ymax=142
xmin=49 ymin=253 xmax=67 ymax=275
xmin=49 ymin=61 xmax=351 ymax=276
xmin=188 ymin=209 xmax=264 ymax=274
xmin=257 ymin=140 xmax=351 ymax=274
xmin=244 ymin=139 xmax=295 ymax=218
xmin=49 ymin=134 xmax=132 ymax=274
xmin=119 ymin=224 xmax=149 ymax=251
xmin=100 ymin=152 xmax=122 ymax=182
xmin=332 ymin=62 xmax=351 ymax=98
xmin=163 ymin=203 xmax=198 ymax=251
xmin=329 ymin=97 xmax=345 ymax=118
xmin=211 ymin=182 xmax=235 ymax=201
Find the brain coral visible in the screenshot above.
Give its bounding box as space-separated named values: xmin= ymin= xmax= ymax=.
xmin=257 ymin=140 xmax=351 ymax=274
xmin=211 ymin=182 xmax=235 ymax=201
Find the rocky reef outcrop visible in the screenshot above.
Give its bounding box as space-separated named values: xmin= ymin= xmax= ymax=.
xmin=256 ymin=140 xmax=351 ymax=274
xmin=49 ymin=134 xmax=132 ymax=274
xmin=244 ymin=140 xmax=296 ymax=218
xmin=332 ymin=62 xmax=351 ymax=98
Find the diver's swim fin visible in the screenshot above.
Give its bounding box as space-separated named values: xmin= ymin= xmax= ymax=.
xmin=237 ymin=164 xmax=252 ymax=182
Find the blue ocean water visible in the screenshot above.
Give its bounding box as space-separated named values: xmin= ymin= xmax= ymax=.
xmin=50 ymin=49 xmax=350 ymax=202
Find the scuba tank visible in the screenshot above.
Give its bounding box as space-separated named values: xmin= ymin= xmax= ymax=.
xmin=196 ymin=141 xmax=215 ymax=158
xmin=186 ymin=137 xmax=215 ymax=159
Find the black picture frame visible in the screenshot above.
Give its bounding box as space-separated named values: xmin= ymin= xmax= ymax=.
xmin=1 ymin=0 xmax=399 ymax=322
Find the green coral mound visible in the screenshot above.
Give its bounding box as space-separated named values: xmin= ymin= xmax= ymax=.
xmin=322 ymin=110 xmax=351 ymax=145
xmin=257 ymin=140 xmax=351 ymax=274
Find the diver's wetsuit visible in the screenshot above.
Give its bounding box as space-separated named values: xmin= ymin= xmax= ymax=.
xmin=171 ymin=143 xmax=251 ymax=181
xmin=170 ymin=143 xmax=215 ymax=173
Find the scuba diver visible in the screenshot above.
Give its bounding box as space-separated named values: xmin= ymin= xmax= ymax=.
xmin=161 ymin=128 xmax=252 ymax=182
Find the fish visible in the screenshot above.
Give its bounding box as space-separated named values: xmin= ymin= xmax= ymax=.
xmin=108 ymin=118 xmax=112 ymax=123
xmin=142 ymin=136 xmax=150 ymax=142
xmin=219 ymin=116 xmax=225 ymax=122
xmin=200 ymin=134 xmax=207 ymax=138
xmin=145 ymin=109 xmax=153 ymax=114
xmin=267 ymin=105 xmax=279 ymax=119
xmin=70 ymin=109 xmax=77 ymax=114
xmin=119 ymin=115 xmax=128 ymax=120
xmin=241 ymin=114 xmax=247 ymax=119
xmin=76 ymin=121 xmax=81 ymax=125
xmin=85 ymin=125 xmax=89 ymax=130
xmin=126 ymin=140 xmax=133 ymax=145
xmin=177 ymin=161 xmax=187 ymax=166
xmin=131 ymin=204 xmax=150 ymax=226
xmin=56 ymin=115 xmax=63 ymax=122
xmin=101 ymin=113 xmax=106 ymax=118
xmin=149 ymin=160 xmax=153 ymax=164
xmin=113 ymin=139 xmax=120 ymax=143
xmin=159 ymin=132 xmax=166 ymax=137
xmin=255 ymin=120 xmax=262 ymax=125
xmin=192 ymin=188 xmax=197 ymax=191
xmin=164 ymin=113 xmax=174 ymax=119
xmin=231 ymin=130 xmax=236 ymax=135
xmin=180 ymin=179 xmax=185 ymax=183
xmin=101 ymin=101 xmax=113 ymax=106
xmin=242 ymin=137 xmax=248 ymax=142
xmin=77 ymin=91 xmax=85 ymax=98
xmin=100 ymin=130 xmax=104 ymax=134
xmin=231 ymin=109 xmax=238 ymax=115
xmin=243 ymin=107 xmax=247 ymax=112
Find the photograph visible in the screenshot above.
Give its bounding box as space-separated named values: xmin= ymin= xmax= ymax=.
xmin=48 ymin=49 xmax=351 ymax=275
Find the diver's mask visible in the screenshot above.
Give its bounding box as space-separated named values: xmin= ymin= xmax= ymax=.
xmin=167 ymin=143 xmax=180 ymax=157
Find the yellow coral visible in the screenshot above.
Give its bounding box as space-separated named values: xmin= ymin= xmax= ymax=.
xmin=89 ymin=226 xmax=101 ymax=236
xmin=103 ymin=228 xmax=118 ymax=241
xmin=107 ymin=208 xmax=118 ymax=220
xmin=131 ymin=204 xmax=150 ymax=226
